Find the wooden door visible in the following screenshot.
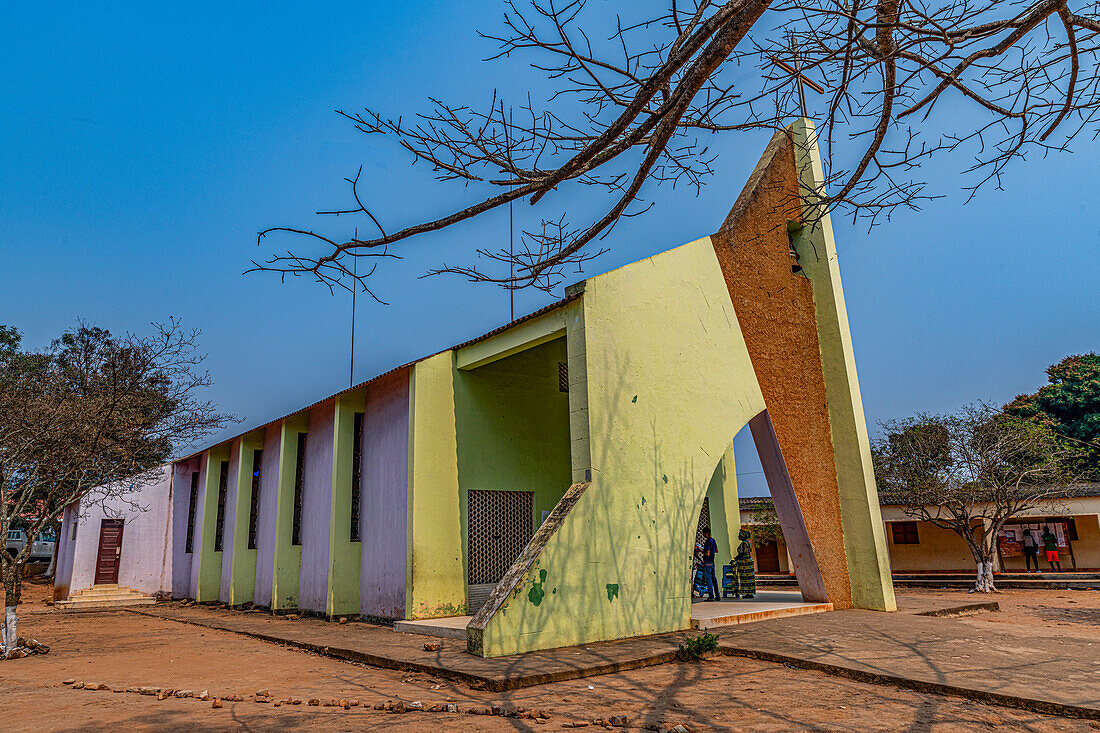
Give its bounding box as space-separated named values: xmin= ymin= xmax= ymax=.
xmin=756 ymin=539 xmax=781 ymax=573
xmin=94 ymin=519 xmax=125 ymax=585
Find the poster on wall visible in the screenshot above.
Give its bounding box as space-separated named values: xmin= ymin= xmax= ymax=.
xmin=998 ymin=522 xmax=1068 ymax=557
xmin=997 ymin=527 xmax=1024 ymax=557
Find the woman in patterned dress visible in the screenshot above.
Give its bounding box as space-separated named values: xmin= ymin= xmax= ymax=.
xmin=734 ymin=528 xmax=756 ymax=599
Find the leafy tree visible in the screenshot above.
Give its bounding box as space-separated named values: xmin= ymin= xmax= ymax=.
xmin=1005 ymin=353 xmax=1100 ymax=475
xmin=873 ymin=403 xmax=1082 ymax=593
xmin=0 ymin=321 xmax=233 ymax=658
xmin=251 ymin=0 xmax=1100 ymax=295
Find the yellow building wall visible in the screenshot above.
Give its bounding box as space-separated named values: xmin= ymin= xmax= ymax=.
xmin=884 ymin=521 xmax=976 ymax=572
xmin=469 ymin=236 xmax=766 ymax=657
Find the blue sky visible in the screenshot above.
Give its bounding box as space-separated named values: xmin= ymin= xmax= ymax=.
xmin=2 ymin=2 xmax=1097 ymax=495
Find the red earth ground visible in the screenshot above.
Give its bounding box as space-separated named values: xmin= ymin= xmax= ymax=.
xmin=2 ymin=583 xmax=1098 ymax=732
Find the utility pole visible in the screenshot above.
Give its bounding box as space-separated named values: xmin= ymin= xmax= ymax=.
xmin=502 ymin=100 xmax=515 ymax=322
xmin=349 ymin=228 xmax=356 ymax=388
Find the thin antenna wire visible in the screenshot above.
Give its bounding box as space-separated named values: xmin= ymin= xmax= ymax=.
xmin=502 ymin=100 xmax=515 ymax=321
xmin=350 ymin=228 xmax=356 ymax=388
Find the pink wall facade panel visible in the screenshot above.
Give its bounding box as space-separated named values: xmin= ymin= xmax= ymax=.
xmin=218 ymin=439 xmax=242 ymax=602
xmin=252 ymin=424 xmax=282 ymax=608
xmin=188 ymin=454 xmax=210 ymax=599
xmin=298 ymin=402 xmax=336 ymax=613
xmin=63 ymin=467 xmax=174 ymax=597
xmin=360 ymin=368 xmax=410 ymax=619
xmin=53 ymin=504 xmax=78 ymax=600
xmin=171 ymin=459 xmax=199 ymax=598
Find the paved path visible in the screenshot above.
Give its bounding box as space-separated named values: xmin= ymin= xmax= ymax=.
xmin=130 ymin=599 xmax=1100 ymax=719
xmin=130 ymin=605 xmax=689 ymax=691
xmin=716 ymin=609 xmax=1100 ymax=719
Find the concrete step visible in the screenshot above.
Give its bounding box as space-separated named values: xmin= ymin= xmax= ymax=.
xmin=56 ymin=596 xmax=156 ymax=610
xmin=691 ymin=602 xmax=833 ymax=631
xmin=394 ymin=616 xmax=471 ymax=640
xmin=70 ymin=586 xmax=139 ymax=598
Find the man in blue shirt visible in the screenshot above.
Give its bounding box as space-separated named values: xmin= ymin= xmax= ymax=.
xmin=701 ymin=528 xmax=720 ymax=601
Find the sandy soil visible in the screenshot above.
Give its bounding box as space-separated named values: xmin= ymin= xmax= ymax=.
xmin=902 ymin=587 xmax=1100 ymax=642
xmin=2 ymin=586 xmax=1097 ymax=732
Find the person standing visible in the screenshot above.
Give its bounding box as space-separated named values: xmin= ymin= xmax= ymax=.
xmin=700 ymin=528 xmax=720 ymax=601
xmin=1022 ymin=528 xmax=1041 ymax=573
xmin=1041 ymin=525 xmax=1062 ymax=572
xmin=734 ymin=528 xmax=756 ymax=599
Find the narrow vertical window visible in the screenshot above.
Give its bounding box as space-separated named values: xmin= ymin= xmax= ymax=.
xmin=185 ymin=471 xmax=199 ymax=553
xmin=214 ymin=460 xmax=229 ymax=551
xmin=292 ymin=432 xmax=306 ymax=546
xmin=350 ymin=412 xmax=364 ymax=542
xmin=247 ymin=449 xmax=263 ymax=550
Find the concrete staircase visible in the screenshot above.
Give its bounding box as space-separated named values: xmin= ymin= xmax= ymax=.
xmin=56 ymin=584 xmax=156 ymax=610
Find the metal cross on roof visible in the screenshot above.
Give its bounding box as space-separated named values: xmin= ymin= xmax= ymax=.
xmin=769 ymin=40 xmax=825 ymax=119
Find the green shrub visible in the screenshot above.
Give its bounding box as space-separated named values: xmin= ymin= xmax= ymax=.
xmin=677 ymin=632 xmax=719 ymax=661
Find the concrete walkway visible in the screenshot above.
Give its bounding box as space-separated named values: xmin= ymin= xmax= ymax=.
xmin=689 ymin=590 xmax=832 ymax=630
xmin=128 ymin=599 xmax=1100 ymax=718
xmin=717 ymin=608 xmax=1100 ymax=719
xmin=395 ymin=591 xmax=832 ymax=639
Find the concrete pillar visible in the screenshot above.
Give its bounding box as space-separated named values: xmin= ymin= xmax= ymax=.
xmin=405 ymin=351 xmax=465 ymax=619
xmin=749 ymin=410 xmax=828 ymax=603
xmin=326 ymin=392 xmax=365 ymax=617
xmin=227 ymin=431 xmax=264 ymax=606
xmin=271 ymin=413 xmax=308 ymax=610
xmin=705 ymin=443 xmax=741 ymax=572
xmin=790 ymin=118 xmax=896 ymax=612
xmin=191 ymin=445 xmax=229 ymax=602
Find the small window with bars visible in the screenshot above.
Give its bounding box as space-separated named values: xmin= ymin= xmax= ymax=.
xmin=558 ymin=362 xmax=569 ymax=393
xmin=214 ymin=460 xmax=229 ymax=552
xmin=350 ymin=412 xmax=364 ymax=542
xmin=292 ymin=432 xmax=307 ymax=546
xmin=185 ymin=471 xmax=199 ymax=553
xmin=247 ymin=449 xmax=263 ymax=550
xmin=891 ymin=521 xmax=920 ymax=545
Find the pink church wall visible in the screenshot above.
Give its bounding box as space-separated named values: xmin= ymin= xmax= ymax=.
xmin=298 ymin=401 xmax=336 ymax=613
xmin=252 ymin=424 xmax=282 ymax=607
xmin=187 ymin=455 xmax=210 ymax=598
xmin=171 ymin=459 xmax=199 ymax=598
xmin=60 ymin=467 xmax=174 ymax=598
xmin=53 ymin=504 xmax=78 ymax=600
xmin=359 ymin=368 xmax=410 ymax=619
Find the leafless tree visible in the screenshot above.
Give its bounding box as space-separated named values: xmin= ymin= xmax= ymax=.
xmin=0 ymin=321 xmax=234 ymax=657
xmin=251 ymin=0 xmax=1100 ymax=295
xmin=872 ymin=403 xmax=1081 ymax=592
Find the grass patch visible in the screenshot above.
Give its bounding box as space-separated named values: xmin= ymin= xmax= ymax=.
xmin=677 ymin=632 xmax=719 ymax=661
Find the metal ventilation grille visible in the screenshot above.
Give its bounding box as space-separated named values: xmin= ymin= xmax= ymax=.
xmin=695 ymin=496 xmax=711 ymax=549
xmin=558 ymin=362 xmax=569 ymax=392
xmin=467 ymin=489 xmax=534 ymax=585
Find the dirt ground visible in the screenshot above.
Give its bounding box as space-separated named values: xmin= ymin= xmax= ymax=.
xmin=902 ymin=587 xmax=1100 ymax=642
xmin=2 ymin=585 xmax=1098 ymax=732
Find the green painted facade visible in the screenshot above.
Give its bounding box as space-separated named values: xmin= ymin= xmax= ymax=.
xmin=177 ymin=117 xmax=892 ymax=656
xmin=270 ymin=413 xmax=307 ymax=610
xmin=705 ymin=444 xmax=741 ymax=571
xmin=227 ymin=432 xmax=263 ymax=606
xmin=471 ymin=238 xmax=768 ymax=656
xmin=455 ymin=337 xmax=572 ymax=563
xmin=194 ymin=444 xmax=229 ymax=602
xmin=405 ymin=352 xmax=466 ymax=619
xmin=326 ymin=392 xmax=364 ymax=616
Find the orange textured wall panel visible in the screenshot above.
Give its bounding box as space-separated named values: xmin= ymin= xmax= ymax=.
xmin=710 ymin=132 xmax=854 ymax=608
